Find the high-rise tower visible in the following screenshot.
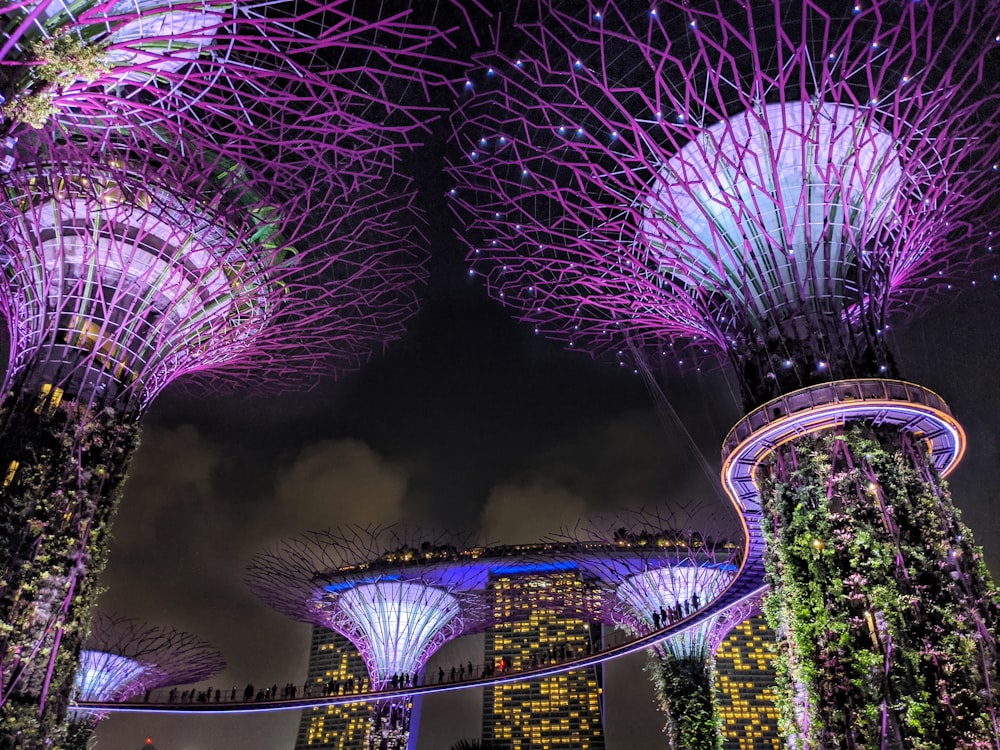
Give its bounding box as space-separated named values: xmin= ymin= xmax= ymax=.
xmin=295 ymin=628 xmax=371 ymax=750
xmin=714 ymin=615 xmax=782 ymax=750
xmin=483 ymin=567 xmax=605 ymax=750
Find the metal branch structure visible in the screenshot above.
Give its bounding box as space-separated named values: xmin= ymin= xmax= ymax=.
xmin=449 ymin=0 xmax=1000 ymax=408
xmin=67 ymin=611 xmax=224 ymax=749
xmin=1 ymin=123 xmax=427 ymax=409
xmin=0 ymin=0 xmax=459 ymax=142
xmin=0 ymin=118 xmax=428 ymax=746
xmin=549 ymin=509 xmax=742 ymax=749
xmin=449 ymin=1 xmax=1000 ymax=747
xmin=558 ymin=510 xmax=741 ymax=654
xmin=0 ymin=3 xmax=455 ymax=742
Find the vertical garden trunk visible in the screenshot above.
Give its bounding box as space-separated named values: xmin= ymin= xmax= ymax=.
xmin=63 ymin=719 xmax=95 ymax=750
xmin=646 ymin=650 xmax=721 ymax=750
xmin=0 ymin=383 xmax=139 ymax=749
xmin=367 ymin=696 xmax=411 ymax=750
xmin=759 ymin=424 xmax=1000 ymax=750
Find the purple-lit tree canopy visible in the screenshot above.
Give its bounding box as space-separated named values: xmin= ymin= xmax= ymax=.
xmin=67 ymin=612 xmax=224 ymax=749
xmin=449 ymin=0 xmax=1000 ymax=409
xmin=1 ymin=124 xmax=427 ymax=410
xmin=0 ymin=3 xmax=454 ymax=741
xmin=247 ymin=527 xmax=493 ymax=750
xmin=551 ymin=510 xmax=740 ymax=749
xmin=0 ymin=0 xmax=458 ymax=141
xmin=0 ymin=118 xmax=428 ymax=745
xmin=449 ymin=2 xmax=1000 ymax=748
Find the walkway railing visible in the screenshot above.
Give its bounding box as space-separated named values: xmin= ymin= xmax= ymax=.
xmin=71 ymin=581 xmax=768 ymax=715
xmin=723 ymin=379 xmax=961 ymax=465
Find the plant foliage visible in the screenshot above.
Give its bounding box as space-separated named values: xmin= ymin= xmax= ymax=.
xmin=2 ymin=30 xmax=109 ymax=129
xmin=760 ymin=424 xmax=1000 ymax=749
xmin=645 ymin=651 xmax=722 ymax=749
xmin=0 ymin=386 xmax=139 ymax=749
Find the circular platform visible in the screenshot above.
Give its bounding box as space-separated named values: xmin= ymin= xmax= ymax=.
xmin=722 ymin=378 xmax=965 ymax=516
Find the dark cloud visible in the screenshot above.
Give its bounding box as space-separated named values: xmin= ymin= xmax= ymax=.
xmin=269 ymin=437 xmax=411 ymax=533
xmin=478 ymin=409 xmax=740 ymax=544
xmin=480 ymin=478 xmax=588 ymax=544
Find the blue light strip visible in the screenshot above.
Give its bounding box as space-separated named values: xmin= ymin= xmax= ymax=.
xmin=490 ymin=560 xmax=577 ymax=575
xmin=324 ymin=573 xmax=402 ymax=593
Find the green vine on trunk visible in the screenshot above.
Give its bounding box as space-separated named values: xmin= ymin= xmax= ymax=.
xmin=2 ymin=31 xmax=109 ymax=129
xmin=0 ymin=385 xmax=140 ymax=749
xmin=759 ymin=424 xmax=1000 ymax=750
xmin=645 ymin=650 xmax=722 ymax=749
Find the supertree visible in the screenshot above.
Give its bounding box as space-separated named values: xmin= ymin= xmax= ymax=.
xmin=246 ymin=526 xmax=498 ymax=750
xmin=447 ymin=1 xmax=1000 ymax=748
xmin=66 ymin=611 xmax=224 ymax=750
xmin=550 ymin=509 xmax=742 ymax=749
xmin=0 ymin=0 xmax=452 ymax=733
xmin=0 ymin=120 xmax=427 ymax=747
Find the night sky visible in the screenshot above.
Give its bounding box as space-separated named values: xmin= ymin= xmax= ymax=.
xmin=79 ymin=9 xmax=1000 ymax=747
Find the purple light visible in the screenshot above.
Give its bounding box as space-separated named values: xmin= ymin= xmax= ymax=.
xmin=0 ymin=1 xmax=456 ymax=733
xmin=640 ymin=102 xmax=903 ymax=323
xmin=448 ymin=0 xmax=1000 ymax=406
xmin=617 ymin=566 xmax=732 ymax=624
xmin=0 ymin=123 xmax=430 ymax=410
xmin=616 ymin=565 xmax=734 ymax=659
xmin=721 ymin=379 xmax=966 ymax=516
xmin=70 ymin=612 xmax=223 ymax=729
xmin=1 ymin=1 xmax=457 ymax=141
xmin=74 ymin=586 xmax=774 ymax=716
xmin=247 ymin=527 xmax=496 ymax=750
xmin=449 ymin=3 xmax=1000 ymax=742
xmin=546 ymin=507 xmax=746 ymax=661
xmin=247 ymin=528 xmax=491 ymax=684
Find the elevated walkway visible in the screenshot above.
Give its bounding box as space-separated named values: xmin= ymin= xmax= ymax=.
xmin=74 ymin=379 xmax=963 ymax=716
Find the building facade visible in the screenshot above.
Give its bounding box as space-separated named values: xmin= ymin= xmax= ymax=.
xmin=483 ymin=569 xmax=605 ymax=750
xmin=296 ymin=628 xmax=372 ymax=750
xmin=714 ymin=615 xmax=782 ymax=750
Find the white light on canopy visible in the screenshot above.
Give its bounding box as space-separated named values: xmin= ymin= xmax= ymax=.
xmin=4 ymin=167 xmax=273 ymax=398
xmin=107 ymin=0 xmax=225 ymax=78
xmin=33 ymin=195 xmax=241 ymax=328
xmin=337 ymin=581 xmax=461 ymax=686
xmin=641 ymin=101 xmax=904 ymax=324
xmin=617 ymin=565 xmax=734 ymax=658
xmin=616 ymin=565 xmax=733 ymax=627
xmin=76 ymin=650 xmax=147 ymax=702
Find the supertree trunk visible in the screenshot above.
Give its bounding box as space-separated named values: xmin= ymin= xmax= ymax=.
xmin=63 ymin=720 xmax=94 ymax=750
xmin=0 ymin=377 xmax=139 ymax=748
xmin=645 ymin=649 xmax=720 ymax=750
xmin=367 ymin=696 xmax=411 ymax=750
xmin=759 ymin=424 xmax=1000 ymax=750
xmin=729 ymin=311 xmax=898 ymax=414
